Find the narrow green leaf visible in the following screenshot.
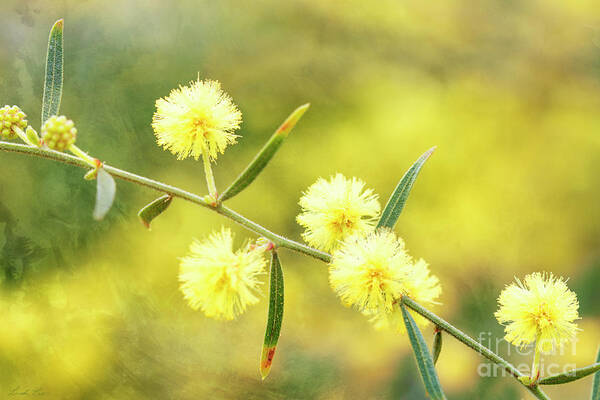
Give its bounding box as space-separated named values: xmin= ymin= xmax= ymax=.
xmin=138 ymin=195 xmax=173 ymax=229
xmin=432 ymin=329 xmax=443 ymax=365
xmin=260 ymin=250 xmax=284 ymax=380
xmin=377 ymin=147 xmax=435 ymax=229
xmin=538 ymin=362 xmax=600 ymax=385
xmin=42 ymin=19 xmax=64 ymax=127
xmin=93 ymin=168 xmax=116 ymax=220
xmin=401 ymin=303 xmax=446 ymax=400
xmin=592 ymin=347 xmax=600 ymax=399
xmin=220 ymin=104 xmax=309 ymax=201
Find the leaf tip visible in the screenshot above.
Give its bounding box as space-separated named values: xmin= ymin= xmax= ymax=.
xmin=260 ymin=371 xmax=269 ymax=381
xmin=137 ymin=194 xmax=172 ymax=230
xmin=294 ymin=103 xmax=310 ymax=121
xmin=276 ymin=103 xmax=310 ymax=137
xmin=139 ymin=218 xmax=151 ymax=230
xmin=298 ymin=103 xmax=310 ymax=112
xmin=260 ymin=345 xmax=277 ymax=380
xmin=53 ymin=19 xmax=64 ymax=30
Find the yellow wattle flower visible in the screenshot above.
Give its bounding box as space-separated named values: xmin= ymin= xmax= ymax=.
xmin=152 ymin=79 xmax=242 ymax=161
xmin=495 ymin=272 xmax=580 ymax=352
xmin=329 ymin=229 xmax=412 ymax=313
xmin=179 ymin=228 xmax=267 ymax=320
xmin=296 ymin=173 xmax=380 ymax=252
xmin=367 ymin=259 xmax=442 ymax=332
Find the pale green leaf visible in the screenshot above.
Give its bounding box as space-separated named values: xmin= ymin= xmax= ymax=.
xmin=42 ymin=19 xmax=64 ymax=126
xmin=591 ymin=347 xmax=600 ymax=399
xmin=220 ymin=104 xmax=309 ymax=201
xmin=93 ymin=168 xmax=116 ymax=220
xmin=260 ymin=250 xmax=284 ymax=380
xmin=539 ymin=362 xmax=600 ymax=385
xmin=432 ymin=329 xmax=443 ymax=365
xmin=138 ymin=195 xmax=173 ymax=229
xmin=377 ymin=147 xmax=435 ymax=229
xmin=401 ymin=303 xmax=446 ymax=400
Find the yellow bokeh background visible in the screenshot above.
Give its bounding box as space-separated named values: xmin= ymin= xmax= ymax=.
xmin=1 ymin=0 xmax=599 ymax=398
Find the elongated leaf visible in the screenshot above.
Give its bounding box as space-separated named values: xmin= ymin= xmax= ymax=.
xmin=538 ymin=362 xmax=600 ymax=385
xmin=432 ymin=329 xmax=443 ymax=365
xmin=42 ymin=19 xmax=64 ymax=126
xmin=260 ymin=251 xmax=284 ymax=380
xmin=138 ymin=195 xmax=173 ymax=229
xmin=377 ymin=147 xmax=435 ymax=229
xmin=93 ymin=168 xmax=116 ymax=220
xmin=401 ymin=303 xmax=446 ymax=400
xmin=591 ymin=347 xmax=600 ymax=399
xmin=220 ymin=104 xmax=309 ymax=201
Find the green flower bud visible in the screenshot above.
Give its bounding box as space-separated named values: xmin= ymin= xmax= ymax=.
xmin=41 ymin=115 xmax=77 ymax=151
xmin=0 ymin=105 xmax=28 ymax=140
xmin=26 ymin=126 xmax=41 ymax=147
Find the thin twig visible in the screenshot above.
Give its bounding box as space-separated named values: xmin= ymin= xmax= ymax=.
xmin=0 ymin=141 xmax=330 ymax=261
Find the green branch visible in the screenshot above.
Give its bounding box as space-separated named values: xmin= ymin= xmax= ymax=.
xmin=0 ymin=141 xmax=330 ymax=262
xmin=0 ymin=140 xmax=547 ymax=399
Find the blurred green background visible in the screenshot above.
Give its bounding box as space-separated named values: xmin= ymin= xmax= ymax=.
xmin=1 ymin=0 xmax=599 ymax=399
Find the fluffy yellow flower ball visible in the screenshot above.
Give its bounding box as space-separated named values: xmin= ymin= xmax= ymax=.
xmin=297 ymin=174 xmax=380 ymax=252
xmin=329 ymin=229 xmax=442 ymax=332
xmin=152 ymin=79 xmax=242 ymax=161
xmin=495 ymin=272 xmax=580 ymax=352
xmin=179 ymin=228 xmax=267 ymax=320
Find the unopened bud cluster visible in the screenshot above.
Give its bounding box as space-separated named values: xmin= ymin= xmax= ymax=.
xmin=0 ymin=105 xmax=28 ymax=140
xmin=42 ymin=115 xmax=77 ymax=151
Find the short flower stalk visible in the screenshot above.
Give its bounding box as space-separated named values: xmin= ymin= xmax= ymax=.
xmin=531 ymin=333 xmax=543 ymax=384
xmin=201 ymin=145 xmax=218 ymax=202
